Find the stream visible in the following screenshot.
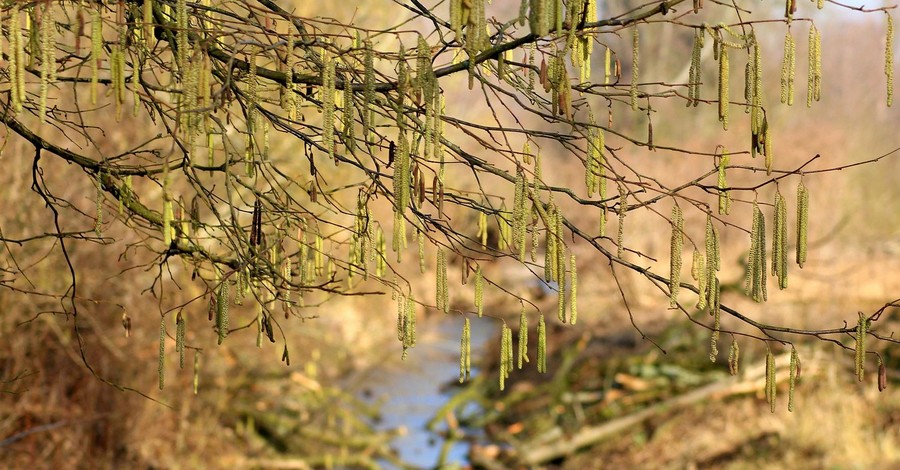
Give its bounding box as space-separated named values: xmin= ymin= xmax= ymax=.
xmin=356 ymin=315 xmax=497 ymax=469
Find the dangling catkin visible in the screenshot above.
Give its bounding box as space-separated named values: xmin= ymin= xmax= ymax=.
xmin=788 ymin=346 xmax=799 ymax=412
xmin=718 ymin=41 xmax=730 ymax=130
xmin=693 ymin=250 xmax=708 ymax=310
xmin=746 ymin=202 xmax=768 ymax=302
xmin=796 ymin=180 xmax=809 ymax=267
xmin=474 ymin=265 xmax=484 ymax=317
xmin=518 ymin=304 xmax=528 ymax=369
xmin=569 ymin=254 xmax=577 ymax=325
xmin=728 ymin=339 xmax=740 ymax=375
xmin=176 ymin=311 xmax=186 ymax=369
xmin=90 ymin=5 xmax=102 ymax=106
xmin=437 ymin=248 xmax=449 ymax=313
xmin=781 ymin=28 xmax=796 ymax=106
xmin=617 ymin=183 xmax=627 ymax=259
xmin=537 ymin=314 xmax=547 ymax=373
xmin=669 ymin=206 xmax=684 ymax=307
xmin=38 ymin=2 xmax=55 ymax=125
xmin=459 ymin=317 xmax=471 ymax=382
xmin=513 ymin=168 xmax=528 ymax=260
xmin=709 ymin=300 xmax=720 ymax=362
xmin=807 ymin=24 xmax=821 ymax=107
xmin=766 ymin=347 xmax=776 ymax=413
xmin=499 ymin=324 xmax=510 ymax=390
xmin=886 ymin=14 xmax=894 ymax=107
xmin=216 ymin=281 xmax=229 ymax=345
xmin=631 ymin=27 xmax=640 ymax=111
xmin=856 ymin=313 xmax=867 ymax=382
xmin=322 ymin=51 xmax=337 ymax=161
xmin=158 ymin=317 xmax=166 ymax=390
xmin=688 ymin=28 xmax=704 ymax=106
xmin=718 ymin=150 xmax=731 ymax=215
xmin=773 ymin=190 xmax=788 ymax=289
xmin=193 ymin=352 xmax=200 ymax=394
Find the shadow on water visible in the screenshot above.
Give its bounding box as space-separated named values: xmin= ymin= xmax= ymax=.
xmin=347 ymin=315 xmax=497 ymax=469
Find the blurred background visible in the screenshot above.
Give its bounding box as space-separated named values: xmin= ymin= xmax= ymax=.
xmin=2 ymin=0 xmax=899 ymax=469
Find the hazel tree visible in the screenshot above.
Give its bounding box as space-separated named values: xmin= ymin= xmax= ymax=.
xmin=0 ymin=0 xmax=897 ymax=404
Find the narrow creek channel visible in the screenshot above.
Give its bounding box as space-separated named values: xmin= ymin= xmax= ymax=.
xmin=354 ymin=315 xmax=497 ymax=469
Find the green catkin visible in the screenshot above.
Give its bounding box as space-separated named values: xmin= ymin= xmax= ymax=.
xmin=569 ymin=254 xmax=577 ymax=325
xmin=856 ymin=313 xmax=867 ymax=382
xmin=670 ymin=206 xmax=684 ymax=307
xmin=728 ymin=339 xmax=740 ymax=376
xmin=459 ymin=317 xmax=471 ymax=382
xmin=474 ymin=265 xmax=484 ymax=317
xmin=9 ymin=6 xmax=23 ymax=113
xmin=631 ymin=27 xmax=640 ymax=110
xmin=718 ymin=41 xmax=730 ymax=130
xmin=176 ymin=0 xmax=188 ymax=73
xmin=789 ymin=346 xmax=799 ymax=412
xmin=796 ymin=181 xmax=809 ymax=267
xmin=886 ymin=15 xmax=894 ymax=107
xmin=518 ymin=304 xmax=529 ymax=369
xmin=688 ymin=28 xmax=704 ymax=106
xmin=478 ymin=210 xmax=488 ymax=248
xmin=529 ymin=0 xmax=551 ymax=37
xmin=807 ymin=24 xmax=822 ymax=107
xmin=322 ymin=51 xmax=336 ymax=160
xmin=693 ymin=251 xmax=708 ymax=310
xmin=216 ymin=281 xmax=229 ymax=345
xmin=513 ymin=169 xmax=528 ymax=260
xmin=617 ymin=183 xmax=627 ymax=259
xmin=746 ymin=202 xmax=768 ymax=302
xmin=176 ymin=312 xmax=186 ymax=369
xmin=437 ymin=249 xmax=449 ymax=313
xmin=193 ymin=352 xmax=200 ymax=395
xmin=537 ymin=314 xmax=547 ymax=373
xmin=363 ymin=40 xmax=375 ymax=140
xmin=418 ymin=228 xmax=426 ymax=274
xmin=709 ymin=301 xmax=720 ymax=362
xmin=705 ymin=216 xmax=721 ymax=312
xmin=403 ymin=294 xmax=417 ymax=358
xmin=766 ymin=347 xmax=776 ymax=413
xmin=718 ymin=150 xmax=731 ymax=215
xmin=604 ymin=46 xmax=611 ymax=85
xmin=773 ymin=190 xmax=789 ymax=289
xmin=38 ymin=2 xmax=54 ymax=124
xmin=752 ymin=36 xmax=764 ymax=132
xmin=90 ymin=5 xmax=101 ymax=106
xmin=781 ymin=29 xmax=796 ymax=106
xmin=158 ymin=317 xmax=166 ymax=390
xmin=499 ymin=324 xmax=509 ymax=391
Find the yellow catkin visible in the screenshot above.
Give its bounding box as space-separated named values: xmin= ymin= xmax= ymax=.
xmin=631 ymin=27 xmax=639 ymax=110
xmin=796 ymin=180 xmax=809 ymax=267
xmin=728 ymin=339 xmax=740 ymax=376
xmin=499 ymin=324 xmax=510 ymax=391
xmin=90 ymin=5 xmax=102 ymax=105
xmin=693 ymin=251 xmax=708 ymax=310
xmin=363 ymin=40 xmax=375 ymax=141
xmin=474 ymin=265 xmax=484 ymax=317
xmin=158 ymin=317 xmax=166 ymax=390
xmin=518 ymin=304 xmax=528 ymax=369
xmin=781 ymin=28 xmax=796 ymax=106
xmin=766 ymin=347 xmax=776 ymax=413
xmin=537 ymin=314 xmax=547 ymax=373
xmin=773 ymin=190 xmax=788 ymax=289
xmin=193 ymin=352 xmax=200 ymax=395
xmin=718 ymin=41 xmax=729 ymax=130
xmin=788 ymin=346 xmax=799 ymax=412
xmin=437 ymin=249 xmax=449 ymax=313
xmin=746 ymin=202 xmax=767 ymax=302
xmin=478 ymin=210 xmax=488 ymax=247
xmin=569 ymin=254 xmax=577 ymax=325
xmin=38 ymin=2 xmax=55 ymax=124
xmin=216 ymin=280 xmax=229 ymax=345
xmin=705 ymin=214 xmax=720 ymax=310
xmin=717 ymin=150 xmax=731 ymax=215
xmin=669 ymin=206 xmax=684 ymax=307
xmin=176 ymin=311 xmax=186 ymax=369
xmin=322 ymin=51 xmax=336 ymax=160
xmin=856 ymin=313 xmax=867 ymax=382
xmin=513 ymin=168 xmax=527 ymax=260
xmin=887 ymin=14 xmax=894 ymax=107
xmin=807 ymin=24 xmax=822 ymax=107
xmin=617 ymin=183 xmax=627 ymax=259
xmin=143 ymin=0 xmax=154 ymax=44
xmin=403 ymin=294 xmax=417 ymax=358
xmin=604 ymin=46 xmax=611 ymax=85
xmin=529 ymin=0 xmax=550 ymax=37
xmin=688 ymin=28 xmax=704 ymax=107
xmin=459 ymin=317 xmax=471 ymax=382
xmin=709 ymin=299 xmax=720 ymax=361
